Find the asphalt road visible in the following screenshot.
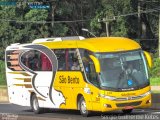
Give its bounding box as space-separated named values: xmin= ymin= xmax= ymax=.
xmin=0 ymin=103 xmax=160 ymax=120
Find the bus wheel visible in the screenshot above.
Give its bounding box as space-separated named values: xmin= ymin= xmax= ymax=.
xmin=122 ymin=109 xmax=133 ymax=114
xmin=31 ymin=94 xmax=42 ymax=114
xmin=79 ymin=96 xmax=90 ymax=117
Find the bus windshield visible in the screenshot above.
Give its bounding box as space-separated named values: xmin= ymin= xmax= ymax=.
xmin=95 ymin=50 xmax=149 ymax=91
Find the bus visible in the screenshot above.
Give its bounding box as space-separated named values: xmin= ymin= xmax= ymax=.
xmin=5 ymin=36 xmax=152 ymax=116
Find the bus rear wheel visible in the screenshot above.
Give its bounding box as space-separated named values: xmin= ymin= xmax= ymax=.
xmin=31 ymin=94 xmax=42 ymax=114
xmin=79 ymin=96 xmax=90 ymax=117
xmin=122 ymin=109 xmax=133 ymax=114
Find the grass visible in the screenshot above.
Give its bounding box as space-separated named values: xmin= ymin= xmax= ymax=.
xmin=0 ymin=86 xmax=7 ymax=89
xmin=0 ymin=78 xmax=6 ymax=86
xmin=150 ymin=77 xmax=160 ymax=93
xmin=151 ymin=90 xmax=160 ymax=93
xmin=0 ymin=60 xmax=6 ymax=85
xmin=150 ymin=77 xmax=160 ymax=86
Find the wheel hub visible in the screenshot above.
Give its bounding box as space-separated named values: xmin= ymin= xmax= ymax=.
xmin=81 ymin=100 xmax=87 ymax=113
xmin=33 ymin=98 xmax=38 ymax=111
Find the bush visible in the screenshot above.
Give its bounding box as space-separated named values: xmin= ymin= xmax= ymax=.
xmin=150 ymin=77 xmax=160 ymax=86
xmin=0 ymin=60 xmax=6 ymax=85
xmin=150 ymin=57 xmax=160 ymax=78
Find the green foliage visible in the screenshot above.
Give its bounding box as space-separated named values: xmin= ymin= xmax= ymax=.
xmin=150 ymin=57 xmax=160 ymax=78
xmin=90 ymin=0 xmax=134 ymax=37
xmin=25 ymin=9 xmax=48 ymax=21
xmin=90 ymin=12 xmax=103 ymax=36
xmin=150 ymin=77 xmax=160 ymax=86
xmin=52 ymin=24 xmax=68 ymax=37
xmin=0 ymin=61 xmax=6 ymax=85
xmin=0 ymin=2 xmax=50 ymax=55
xmin=52 ymin=0 xmax=99 ymax=36
xmin=110 ymin=18 xmax=128 ymax=37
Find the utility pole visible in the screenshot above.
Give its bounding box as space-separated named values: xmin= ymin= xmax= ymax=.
xmin=105 ymin=16 xmax=109 ymax=37
xmin=98 ymin=16 xmax=115 ymax=37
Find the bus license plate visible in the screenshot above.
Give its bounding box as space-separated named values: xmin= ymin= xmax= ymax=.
xmin=124 ymin=106 xmax=134 ymax=110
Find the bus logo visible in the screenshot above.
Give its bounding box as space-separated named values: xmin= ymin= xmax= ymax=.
xmin=128 ymin=79 xmax=133 ymax=86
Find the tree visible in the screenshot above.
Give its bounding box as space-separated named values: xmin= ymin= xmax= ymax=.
xmin=90 ymin=0 xmax=135 ymax=37
xmin=49 ymin=0 xmax=100 ymax=37
xmin=0 ymin=0 xmax=49 ymax=59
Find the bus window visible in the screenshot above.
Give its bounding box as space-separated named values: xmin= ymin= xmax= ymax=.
xmin=54 ymin=49 xmax=66 ymax=70
xmin=21 ymin=50 xmax=52 ymax=71
xmin=40 ymin=53 xmax=52 ymax=71
xmin=6 ymin=50 xmax=23 ymax=71
xmin=68 ymin=49 xmax=80 ymax=71
xmin=21 ymin=50 xmax=40 ymax=71
xmin=79 ymin=49 xmax=99 ymax=87
xmin=54 ymin=49 xmax=80 ymax=71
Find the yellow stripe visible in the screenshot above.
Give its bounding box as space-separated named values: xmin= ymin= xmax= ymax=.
xmin=8 ymin=72 xmax=31 ymax=76
xmin=14 ymin=84 xmax=32 ymax=88
xmin=14 ymin=78 xmax=25 ymax=80
xmin=22 ymin=73 xmax=31 ymax=76
xmin=14 ymin=84 xmax=24 ymax=86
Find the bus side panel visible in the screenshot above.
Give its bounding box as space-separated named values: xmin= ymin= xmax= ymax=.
xmin=53 ymin=71 xmax=93 ymax=110
xmin=33 ymin=71 xmax=58 ymax=109
xmin=5 ymin=49 xmax=32 ymax=106
xmin=6 ymin=68 xmax=32 ymax=106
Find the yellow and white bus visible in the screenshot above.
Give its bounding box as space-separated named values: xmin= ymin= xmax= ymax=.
xmin=5 ymin=36 xmax=152 ymax=116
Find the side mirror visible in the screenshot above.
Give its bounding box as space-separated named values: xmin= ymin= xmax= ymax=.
xmin=89 ymin=55 xmax=100 ymax=73
xmin=144 ymin=51 xmax=152 ymax=68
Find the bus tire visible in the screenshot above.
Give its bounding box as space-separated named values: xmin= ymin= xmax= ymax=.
xmin=31 ymin=94 xmax=42 ymax=114
xmin=122 ymin=109 xmax=133 ymax=114
xmin=79 ymin=96 xmax=90 ymax=117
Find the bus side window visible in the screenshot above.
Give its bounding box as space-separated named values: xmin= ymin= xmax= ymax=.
xmin=54 ymin=49 xmax=66 ymax=70
xmin=21 ymin=50 xmax=40 ymax=71
xmin=54 ymin=49 xmax=80 ymax=71
xmin=40 ymin=53 xmax=52 ymax=71
xmin=68 ymin=49 xmax=80 ymax=71
xmin=21 ymin=50 xmax=52 ymax=71
xmin=79 ymin=49 xmax=99 ymax=87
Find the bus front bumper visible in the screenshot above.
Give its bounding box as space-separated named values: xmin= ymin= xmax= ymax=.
xmin=100 ymin=93 xmax=151 ymax=112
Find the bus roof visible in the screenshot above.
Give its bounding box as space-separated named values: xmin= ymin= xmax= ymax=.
xmin=32 ymin=36 xmax=85 ymax=43
xmin=6 ymin=37 xmax=141 ymax=53
xmin=38 ymin=37 xmax=141 ymax=52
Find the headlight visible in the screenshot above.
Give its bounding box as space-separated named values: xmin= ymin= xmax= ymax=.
xmin=141 ymin=90 xmax=151 ymax=97
xmin=99 ymin=94 xmax=116 ymax=100
xmin=99 ymin=90 xmax=151 ymax=101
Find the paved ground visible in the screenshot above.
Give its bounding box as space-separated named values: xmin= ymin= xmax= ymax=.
xmin=0 ymin=103 xmax=160 ymax=120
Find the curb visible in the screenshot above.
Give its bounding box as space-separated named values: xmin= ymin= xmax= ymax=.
xmin=0 ymin=88 xmax=8 ymax=102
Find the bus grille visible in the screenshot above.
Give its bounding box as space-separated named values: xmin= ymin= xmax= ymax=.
xmin=114 ymin=95 xmax=144 ymax=101
xmin=116 ymin=101 xmax=142 ymax=107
